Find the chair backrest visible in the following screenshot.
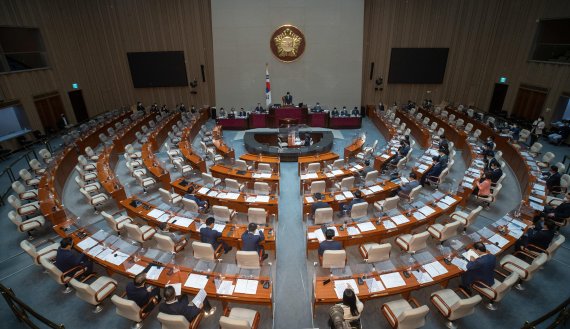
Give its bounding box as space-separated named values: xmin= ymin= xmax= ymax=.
xmin=310 ymin=180 xmax=326 ymax=194
xmin=367 ymin=243 xmax=391 ymax=263
xmin=20 ymin=240 xmax=38 ymax=263
xmin=258 ymin=163 xmax=271 ymax=172
xmin=157 ymin=312 xmax=190 ymax=329
xmin=494 ymin=272 xmax=520 ymax=302
xmin=437 ymin=128 xmax=445 ymax=136
xmin=430 ymin=122 xmax=438 ymax=130
xmin=29 ymin=159 xmax=43 ymax=170
xmin=322 ymin=250 xmax=346 ymax=269
xmin=561 ymin=174 xmax=570 ymax=188
xmin=254 ymin=182 xmax=270 ymax=195
xmin=41 ymin=258 xmax=65 ymax=284
xmin=448 ymin=114 xmax=455 ymax=122
xmin=236 ymin=251 xmax=260 ymax=269
xmin=307 ymin=163 xmax=320 ymax=173
xmin=350 ymin=202 xmax=368 ymax=220
xmin=182 ymin=198 xmax=199 ymax=213
xmin=364 ymin=170 xmax=379 ymax=185
xmin=235 ymin=159 xmax=249 ymax=171
xmin=11 ymin=181 xmax=26 ymax=194
xmin=465 ymin=123 xmax=473 ymax=132
xmin=399 ymin=304 xmax=430 ymax=328
xmin=523 ymin=253 xmax=548 ymax=280
xmin=202 ymin=173 xmax=216 ymax=186
xmin=384 ymin=196 xmax=400 ymax=211
xmin=78 ymin=155 xmax=89 ymax=166
xmin=545 ymin=234 xmax=565 ymax=261
xmin=408 ymin=185 xmax=422 ymax=201
xmin=124 ymin=223 xmax=144 ymax=242
xmin=155 ymin=233 xmax=176 ymax=253
xmin=219 ymin=315 xmax=251 ymax=329
xmin=448 ymin=294 xmax=482 ymax=321
xmin=440 ymin=221 xmax=461 ymax=240
xmin=555 ymin=162 xmax=565 ymax=173
xmin=226 ymin=178 xmax=242 ymax=191
xmin=19 ymin=169 xmax=33 ymax=180
xmin=111 ymin=294 xmax=143 ymax=322
xmin=542 ymin=152 xmax=554 ymax=163
xmin=422 ymin=117 xmax=430 ymax=125
xmin=159 ymin=188 xmax=172 ymax=204
xmin=8 ymin=210 xmax=23 ymax=226
xmin=332 ymin=159 xmax=344 ymax=169
xmin=248 ymin=208 xmax=267 ymax=225
xmin=192 ymin=241 xmax=215 ymax=261
xmin=213 ymin=205 xmax=232 ymax=221
xmin=101 ymin=211 xmax=118 ymax=231
xmin=314 ymin=207 xmax=333 ymax=225
xmin=456 ymin=119 xmax=464 ymax=127
xmin=8 ymin=195 xmax=21 ymax=208
xmin=408 ymin=232 xmax=430 ymax=252
xmin=473 ymin=129 xmax=481 ymax=138
xmin=339 ymin=176 xmax=355 ymax=190
xmin=491 ymin=183 xmax=503 ymax=197
xmin=530 ymin=142 xmax=542 ymax=153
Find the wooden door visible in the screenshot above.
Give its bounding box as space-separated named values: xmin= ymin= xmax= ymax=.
xmin=512 ymin=85 xmax=548 ymax=120
xmin=34 ymin=93 xmax=65 ymax=134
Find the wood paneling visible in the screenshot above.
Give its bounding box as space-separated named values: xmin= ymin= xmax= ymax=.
xmin=362 ymin=0 xmax=570 ymax=123
xmin=0 ymin=0 xmax=215 ymax=132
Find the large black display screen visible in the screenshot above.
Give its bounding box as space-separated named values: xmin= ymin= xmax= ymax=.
xmin=127 ymin=51 xmax=188 ymax=88
xmin=388 ymin=48 xmax=449 ymax=84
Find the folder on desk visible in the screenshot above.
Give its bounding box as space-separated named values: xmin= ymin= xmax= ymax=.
xmin=235 ymin=279 xmax=258 ymax=295
xmin=184 ymin=273 xmax=208 ymax=289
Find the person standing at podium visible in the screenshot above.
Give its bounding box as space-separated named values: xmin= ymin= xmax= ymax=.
xmin=282 ymin=91 xmax=293 ymax=105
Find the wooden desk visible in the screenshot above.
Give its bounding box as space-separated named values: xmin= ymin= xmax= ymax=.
xmin=120 ymin=197 xmax=276 ymax=250
xmin=329 ymin=116 xmax=362 ymax=129
xmin=171 ymin=178 xmax=279 ymax=216
xmin=239 ymin=154 xmax=280 ymax=172
xmin=396 ymin=110 xmax=431 ymax=148
xmin=298 ymin=152 xmax=339 ymax=175
xmin=418 ymin=108 xmax=467 ymax=150
xmin=96 ymin=146 xmax=127 ymax=206
xmin=178 ymin=112 xmax=208 ymax=173
xmin=210 ymin=164 xmax=280 ymax=187
xmin=141 ymin=114 xmax=179 ymax=189
xmin=212 ymin=126 xmax=235 ymax=159
xmin=344 ymin=138 xmax=365 ymax=159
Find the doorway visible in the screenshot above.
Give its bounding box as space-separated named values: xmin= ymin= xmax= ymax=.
xmin=551 ymin=93 xmax=570 ymax=122
xmin=489 ymin=83 xmax=508 ymax=115
xmin=68 ymin=90 xmax=89 ymax=123
xmin=34 ymin=92 xmax=65 ymax=134
xmin=511 ymin=85 xmax=548 ymax=120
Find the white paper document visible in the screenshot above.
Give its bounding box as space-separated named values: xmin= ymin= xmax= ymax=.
xmin=146 ymin=266 xmax=164 ymax=281
xmin=462 ymin=250 xmax=480 ymax=261
xmin=436 ymin=201 xmax=450 ymax=210
xmin=157 ymin=213 xmax=171 ymax=223
xmin=383 ymin=220 xmax=397 ymax=229
xmin=381 ymin=154 xmax=391 ymax=159
xmin=364 ymin=278 xmax=385 ymax=293
xmin=412 ymin=212 xmax=426 ymax=221
xmin=192 ymin=289 xmax=207 ymax=307
xmin=488 ymin=234 xmax=509 ymax=248
xmin=332 ymin=170 xmax=344 ymax=176
xmin=357 ymin=221 xmax=376 ymax=232
xmin=343 ymin=191 xmax=354 ymax=198
xmin=380 ymin=272 xmax=407 ymax=289
xmin=255 ymin=195 xmax=270 ymax=203
xmin=234 ymin=279 xmax=258 ymax=294
xmin=369 ymin=185 xmax=383 ymax=192
xmin=484 ymin=243 xmax=501 ymax=255
xmin=216 ymin=281 xmax=235 ymax=295
xmin=451 ymin=257 xmax=468 ymax=271
xmin=77 ymin=237 xmax=98 ymax=250
xmin=305 ymin=196 xmax=314 ymax=203
xmin=412 ymin=270 xmax=434 ymax=284
xmin=126 ymin=264 xmax=146 ymax=275
xmin=391 ymin=215 xmax=409 ymax=225
xmin=441 ymin=196 xmax=456 ymax=205
xmin=422 ymin=261 xmax=448 ymax=277
xmin=147 ymin=209 xmax=165 ymax=219
xmin=169 ymin=216 xmax=194 ymax=227
xmin=334 ymin=279 xmax=359 ymax=299
xmin=184 ymin=273 xmax=209 ymax=289
xmin=87 ymin=244 xmax=106 ymax=257
xmin=334 ymin=194 xmax=346 ymax=201
xmin=198 ymin=187 xmax=210 ymax=194
xmin=95 ymin=248 xmax=113 ymax=261
xmin=347 ymin=226 xmax=361 ymax=235
xmin=418 ymin=206 xmax=435 ymax=216
xmin=207 ymin=191 xmax=219 ymax=197
xmin=104 ymin=251 xmax=130 ymax=266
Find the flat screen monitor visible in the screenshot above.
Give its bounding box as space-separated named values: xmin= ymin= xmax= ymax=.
xmin=388 ymin=48 xmax=449 ymax=84
xmin=127 ymin=51 xmax=188 ymax=88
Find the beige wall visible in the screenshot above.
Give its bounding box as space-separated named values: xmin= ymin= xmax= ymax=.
xmin=0 ymin=0 xmax=215 ymax=132
xmin=211 ymin=0 xmax=364 ymax=110
xmin=362 ymin=0 xmax=570 ymax=123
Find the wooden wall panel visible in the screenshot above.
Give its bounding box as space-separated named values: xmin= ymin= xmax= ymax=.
xmin=0 ymin=0 xmax=214 ymax=132
xmin=362 ymin=0 xmax=570 ymax=124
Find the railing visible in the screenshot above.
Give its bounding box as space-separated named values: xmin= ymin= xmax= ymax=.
xmin=0 ymin=150 xmax=39 ymax=206
xmin=0 ymin=284 xmax=65 ymax=329
xmin=521 ymin=297 xmax=570 ymax=329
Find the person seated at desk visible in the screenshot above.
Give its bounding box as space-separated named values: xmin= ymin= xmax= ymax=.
xmin=544 ymin=165 xmax=562 ymax=194
xmin=216 ymin=107 xmax=227 ymax=118
xmin=351 ymin=107 xmax=360 ymax=117
xmin=238 ymin=108 xmax=247 ymax=117
xmin=331 ymin=107 xmax=339 ymax=117
xmin=336 ymin=288 xmax=363 ymax=326
xmin=388 ymin=140 xmax=410 ymax=166
xmin=136 ymin=101 xmax=145 ymax=113
xmin=542 ymin=192 xmax=570 ymax=223
xmin=510 ymin=123 xmax=521 ymax=142
xmin=438 ymin=149 xmax=449 ymax=168
xmin=420 ymin=156 xmax=444 ymax=187
xmin=460 ymin=242 xmax=496 ymax=295
xmin=282 ymin=91 xmax=293 ymax=105
xmin=126 ymin=273 xmax=161 ymax=313
xmin=200 ymin=216 xmax=232 ymax=253
xmin=55 ymin=237 xmax=93 ymax=277
xmin=159 ymin=286 xmax=213 ymax=323
xmin=471 ymin=171 xmax=492 ymax=199
xmin=485 ymin=136 xmax=496 ymax=150
xmin=313 ymin=102 xmax=323 ymax=112
xmin=318 ymin=229 xmax=342 ymax=257
xmin=228 ymin=108 xmax=236 ymax=119
xmin=341 ymin=190 xmax=365 ymax=215
xmin=340 ymin=107 xmax=349 ymax=117
xmin=480 ymin=144 xmax=495 ymax=158
xmin=311 ymin=193 xmax=330 ymax=218
xmin=515 ymin=219 xmax=556 ymax=252
xmin=304 ymin=134 xmax=313 ymax=146
xmin=438 ymin=134 xmax=449 ymax=152
xmin=242 ymin=223 xmax=268 ymax=261
xmin=378 ymin=102 xmax=385 ymax=112
xmin=483 ymin=156 xmax=499 ymax=172
xmin=360 ymin=160 xmax=374 ymax=177
xmin=489 ymin=161 xmax=503 ymax=183
xmin=183 ymin=186 xmax=209 ymax=212
xmin=254 ymin=103 xmax=265 ymax=113
xmin=190 ymin=105 xmax=197 ymax=114
xmin=392 ymin=172 xmax=420 ymax=197
xmin=150 ymin=103 xmax=159 ymax=114
xmin=178 ymin=103 xmax=187 ymax=113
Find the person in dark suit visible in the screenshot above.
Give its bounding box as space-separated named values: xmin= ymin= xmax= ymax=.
xmin=183 ymin=186 xmax=209 ymax=212
xmin=304 ymin=134 xmax=312 ymax=146
xmin=126 ymin=273 xmax=160 ymax=313
xmin=485 ymin=136 xmax=496 ymax=150
xmin=340 ymin=107 xmax=349 ymax=117
xmin=389 ymin=141 xmax=410 ymax=166
xmin=351 ymin=107 xmax=360 ymax=116
xmin=378 ymin=102 xmax=385 ymax=112
xmin=313 ymin=102 xmax=323 ymax=112
xmin=57 ymin=113 xmax=69 ymax=130
xmin=360 ymin=160 xmax=374 ymax=178
xmin=282 ymin=92 xmax=293 ymax=105
xmin=461 ymin=242 xmax=496 ymax=295
xmin=219 ymin=107 xmax=226 ymax=118
xmin=254 ymin=103 xmax=264 ymax=113
xmin=179 ymin=103 xmax=187 ymax=113
xmin=200 ymin=217 xmax=232 ymax=253
xmin=150 ymin=103 xmax=159 ymax=114
xmin=341 ymin=190 xmax=365 ymax=214
xmin=515 ymin=220 xmax=556 ymax=252
xmin=393 ymin=172 xmax=420 ymax=197
xmin=420 ymin=156 xmax=444 ymax=187
xmin=239 ymin=108 xmax=247 ymax=117
xmin=228 ymin=108 xmax=236 ymax=119
xmin=311 ymin=193 xmax=330 ymax=217
xmin=190 ymin=105 xmax=196 ymax=114
xmin=480 ymin=144 xmax=495 ymax=158
xmin=438 ymin=149 xmax=449 ymax=168
xmin=543 ymin=193 xmax=570 ymax=223
xmin=159 ymin=286 xmax=212 ymax=323
xmin=438 ymin=135 xmax=449 ymax=152
xmin=489 ymin=161 xmax=503 ymax=183
xmin=331 ymin=107 xmax=339 ymax=117
xmin=55 ymin=237 xmax=93 ymax=276
xmin=545 ymin=165 xmax=562 ymax=193
xmin=242 ymin=223 xmax=268 ymax=260
xmin=318 ymin=229 xmax=342 ymax=257
xmin=136 ymin=101 xmax=145 ymax=113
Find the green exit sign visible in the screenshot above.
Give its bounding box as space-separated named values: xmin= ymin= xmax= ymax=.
xmin=499 ymin=77 xmax=507 ymax=83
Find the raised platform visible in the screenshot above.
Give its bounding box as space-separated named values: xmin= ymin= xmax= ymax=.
xmin=244 ymin=128 xmax=334 ymax=161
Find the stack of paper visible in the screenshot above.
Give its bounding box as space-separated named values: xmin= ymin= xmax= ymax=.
xmin=246 ymin=196 xmax=257 ymax=203
xmin=412 ymin=270 xmax=434 ymax=284
xmin=169 ymin=216 xmax=194 ymax=227
xmin=198 ymin=187 xmax=209 ymax=194
xmin=146 ymin=266 xmax=164 ymax=280
xmin=381 ymin=154 xmax=391 ymax=159
xmin=451 ymin=257 xmax=468 ymax=271
xmin=147 ymin=209 xmax=165 ymax=219
xmin=488 ymin=234 xmax=509 ymax=248
xmin=332 ymin=170 xmax=344 ymax=176
xmin=77 ymin=237 xmax=98 ymax=250
xmin=216 ymin=281 xmax=235 ymax=295
xmin=192 ymin=289 xmax=207 ymax=307
xmin=357 ymin=222 xmax=376 ymax=232
xmin=364 ymin=278 xmax=385 ymax=293
xmin=361 ymin=189 xmax=372 ymax=196
xmin=380 ymin=272 xmax=406 ymax=288
xmin=412 ymin=212 xmax=426 ymax=221
xmin=305 ymin=196 xmax=314 ymax=203
xmin=441 ymin=196 xmax=456 ymax=205
xmin=436 ymin=201 xmax=450 ymax=210
xmin=391 ymin=215 xmax=409 ymax=225
xmin=184 ymin=273 xmax=209 ymax=289
xmin=126 ymin=264 xmax=146 ymax=275
xmin=418 ymin=206 xmax=435 ymax=216
xmin=157 ymin=213 xmax=171 ymax=223
xmin=347 ymin=226 xmax=360 ymax=236
xmin=462 ymin=250 xmax=479 ymax=260
xmin=226 ymin=193 xmax=240 ymax=200
xmin=383 ymin=220 xmax=396 ymax=229
xmin=334 ymin=194 xmax=346 ymax=201
xmin=422 ymin=261 xmax=448 ymax=277
xmin=369 ymin=185 xmax=383 ymax=192
xmin=95 ymin=248 xmax=113 ymax=261
xmin=484 ymin=243 xmax=501 ymax=255
xmin=207 ymin=190 xmax=219 ymax=197
xmin=104 ymin=251 xmax=130 ymax=266
xmin=255 ymin=195 xmax=270 ymax=203
xmin=87 ymin=245 xmax=106 ymax=257
xmin=343 ymin=191 xmax=355 ymax=198
xmin=234 ymin=279 xmax=258 ymax=294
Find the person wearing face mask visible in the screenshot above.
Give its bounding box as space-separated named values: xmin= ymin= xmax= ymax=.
xmin=542 ymin=192 xmax=570 ymax=223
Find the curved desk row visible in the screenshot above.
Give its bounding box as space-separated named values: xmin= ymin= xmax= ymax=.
xmin=244 ymin=129 xmax=334 ymax=162
xmin=178 ymin=112 xmax=209 ymax=173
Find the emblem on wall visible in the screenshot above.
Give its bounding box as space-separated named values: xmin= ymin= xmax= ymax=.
xmin=270 ymin=25 xmax=305 ymax=62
